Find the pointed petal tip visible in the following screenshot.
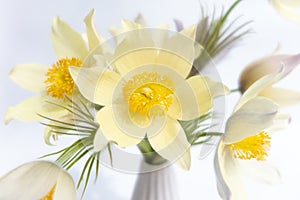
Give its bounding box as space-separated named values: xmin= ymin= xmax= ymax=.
xmin=4 ymin=107 xmax=14 ymax=125
xmin=175 ymin=149 xmax=191 ymax=171
xmin=84 ymin=9 xmax=95 ymax=23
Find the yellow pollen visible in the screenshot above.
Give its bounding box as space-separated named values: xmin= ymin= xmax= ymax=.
xmin=45 ymin=57 xmax=82 ymax=99
xmin=40 ymin=184 xmax=56 ymax=200
xmin=227 ymin=132 xmax=271 ymax=161
xmin=123 ymin=72 xmax=175 ymax=118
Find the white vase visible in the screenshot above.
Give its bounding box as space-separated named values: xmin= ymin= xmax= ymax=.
xmin=131 ymin=160 xmax=179 ymax=200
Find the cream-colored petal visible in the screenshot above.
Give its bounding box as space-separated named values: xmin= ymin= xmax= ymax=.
xmin=53 ymin=171 xmax=77 ymax=200
xmin=267 ymin=111 xmax=291 ymax=132
xmin=9 ymin=64 xmax=48 ymax=93
xmin=239 ymin=53 xmax=300 ymax=92
xmin=111 ymin=99 xmax=167 ymax=137
xmin=0 ymin=161 xmax=61 ymax=200
xmin=113 ymin=48 xmax=158 ymax=76
xmin=112 ymin=26 xmax=198 ymax=78
xmin=44 ymin=123 xmax=61 ymax=146
xmin=203 ymin=76 xmax=230 ymax=97
xmin=260 ymin=86 xmax=300 ymax=107
xmin=121 ymin=19 xmax=143 ymax=29
xmin=224 ymin=97 xmax=278 ymax=144
xmin=96 ymin=106 xmax=142 ymax=147
xmin=179 ymin=75 xmax=214 ymax=120
xmin=44 ymin=125 xmax=55 ymax=146
xmin=180 ymin=76 xmax=213 ymax=120
xmin=214 ymin=141 xmax=247 ymax=200
xmin=155 ymin=50 xmax=193 ymax=79
xmin=270 ymin=0 xmax=300 ymax=23
xmin=214 ymin=141 xmax=231 ymax=199
xmin=236 ymin=69 xmax=284 ymax=111
xmin=109 ymin=20 xmax=143 ymax=44
xmin=43 ymin=114 xmax=74 ymax=145
xmin=4 ymin=95 xmax=68 ymax=124
xmin=148 ymin=117 xmax=191 ymax=170
xmin=69 ymin=66 xmax=121 ymax=106
xmin=84 ymin=9 xmax=104 ymax=51
xmin=179 ymin=24 xmax=197 ymax=40
xmin=159 ymin=25 xmax=197 ymax=78
xmin=93 ymin=128 xmax=109 ymax=152
xmin=276 ymin=0 xmax=300 ymax=7
xmin=239 ymin=160 xmax=281 ymax=184
xmin=51 ymin=16 xmax=88 ymax=60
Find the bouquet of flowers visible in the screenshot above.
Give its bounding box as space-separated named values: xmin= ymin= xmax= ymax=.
xmin=1 ymin=0 xmax=300 ymax=199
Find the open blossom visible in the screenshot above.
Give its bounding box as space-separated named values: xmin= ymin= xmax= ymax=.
xmin=0 ymin=161 xmax=77 ymax=200
xmin=269 ymin=0 xmax=300 ymax=23
xmin=215 ymin=69 xmax=290 ymax=200
xmin=4 ymin=10 xmax=103 ymax=144
xmin=70 ymin=21 xmax=229 ymax=170
xmin=239 ymin=52 xmax=300 ymax=106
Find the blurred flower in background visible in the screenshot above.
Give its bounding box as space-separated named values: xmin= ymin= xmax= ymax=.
xmin=270 ymin=0 xmax=300 ymax=23
xmin=239 ymin=50 xmax=300 ymax=107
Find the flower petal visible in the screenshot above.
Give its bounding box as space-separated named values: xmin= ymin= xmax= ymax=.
xmin=4 ymin=95 xmax=67 ymax=124
xmin=159 ymin=25 xmax=197 ymax=78
xmin=95 ymin=106 xmax=142 ymax=147
xmin=239 ymin=160 xmax=281 ymax=184
xmin=43 ymin=114 xmax=74 ymax=145
xmin=155 ymin=50 xmax=193 ymax=79
xmin=51 ymin=16 xmax=88 ymax=60
xmin=53 ymin=170 xmax=77 ymax=200
xmin=93 ymin=128 xmax=109 ymax=152
xmin=270 ymin=0 xmax=300 ymax=23
xmin=179 ymin=24 xmax=197 ymax=40
xmin=109 ymin=19 xmax=143 ymax=44
xmin=261 ymin=86 xmax=300 ymax=106
xmin=267 ymin=111 xmax=291 ymax=132
xmin=113 ymin=48 xmax=158 ymax=76
xmin=214 ymin=141 xmax=247 ymax=200
xmin=224 ymin=97 xmax=278 ymax=144
xmin=239 ymin=53 xmax=300 ymax=92
xmin=112 ymin=27 xmax=198 ymax=78
xmin=9 ymin=64 xmax=48 ymax=93
xmin=236 ymin=68 xmax=284 ymax=111
xmin=214 ymin=141 xmax=231 ymax=199
xmin=0 ymin=161 xmax=61 ymax=200
xmin=84 ymin=9 xmax=104 ymax=51
xmin=178 ymin=76 xmax=222 ymax=120
xmin=148 ymin=117 xmax=191 ymax=170
xmin=69 ymin=67 xmax=121 ymax=106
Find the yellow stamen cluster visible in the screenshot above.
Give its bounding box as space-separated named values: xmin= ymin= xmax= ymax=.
xmin=45 ymin=57 xmax=82 ymax=99
xmin=227 ymin=132 xmax=271 ymax=161
xmin=40 ymin=184 xmax=56 ymax=200
xmin=123 ymin=72 xmax=175 ymax=117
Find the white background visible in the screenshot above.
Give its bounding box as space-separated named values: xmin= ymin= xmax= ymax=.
xmin=1 ymin=0 xmax=300 ymax=199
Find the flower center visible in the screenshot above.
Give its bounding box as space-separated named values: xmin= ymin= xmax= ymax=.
xmin=45 ymin=57 xmax=82 ymax=99
xmin=227 ymin=132 xmax=271 ymax=161
xmin=123 ymin=72 xmax=175 ymax=118
xmin=40 ymin=184 xmax=56 ymax=200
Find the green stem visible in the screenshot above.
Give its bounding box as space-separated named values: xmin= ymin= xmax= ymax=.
xmin=230 ymin=88 xmax=240 ymax=93
xmin=137 ymin=138 xmax=167 ymax=165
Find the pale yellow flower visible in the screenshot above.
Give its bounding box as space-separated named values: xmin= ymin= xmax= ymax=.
xmin=270 ymin=0 xmax=300 ymax=23
xmin=216 ymin=69 xmax=290 ymax=200
xmin=70 ymin=21 xmax=229 ymax=170
xmin=239 ymin=52 xmax=300 ymax=106
xmin=0 ymin=161 xmax=77 ymax=200
xmin=4 ymin=10 xmax=103 ymax=144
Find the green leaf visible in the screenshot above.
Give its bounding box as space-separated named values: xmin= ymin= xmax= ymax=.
xmin=190 ymin=0 xmax=251 ymax=71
